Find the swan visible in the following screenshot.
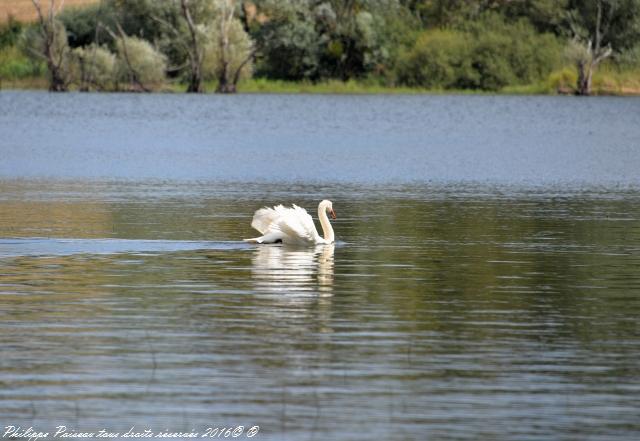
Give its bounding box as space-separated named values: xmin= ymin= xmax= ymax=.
xmin=244 ymin=200 xmax=336 ymax=245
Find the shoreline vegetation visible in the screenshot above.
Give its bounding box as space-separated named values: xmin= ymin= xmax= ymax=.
xmin=3 ymin=73 xmax=640 ymax=95
xmin=1 ymin=0 xmax=639 ymax=96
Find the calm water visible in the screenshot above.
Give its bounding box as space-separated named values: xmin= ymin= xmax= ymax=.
xmin=1 ymin=92 xmax=640 ymax=440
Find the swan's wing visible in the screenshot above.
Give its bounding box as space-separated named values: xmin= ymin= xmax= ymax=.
xmin=288 ymin=205 xmax=319 ymax=242
xmin=250 ymin=204 xmax=318 ymax=244
xmin=251 ymin=205 xmax=284 ymax=234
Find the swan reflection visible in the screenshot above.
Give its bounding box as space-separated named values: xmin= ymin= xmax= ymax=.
xmin=251 ymin=244 xmax=334 ymax=296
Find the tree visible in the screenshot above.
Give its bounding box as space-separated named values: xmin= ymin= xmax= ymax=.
xmin=29 ymin=0 xmax=70 ymax=91
xmin=180 ymin=0 xmax=205 ymax=92
xmin=253 ymin=0 xmax=397 ymax=81
xmin=152 ymin=0 xmax=215 ymax=93
xmin=399 ymin=0 xmax=479 ymax=27
xmin=566 ymin=0 xmax=640 ymax=95
xmin=211 ymin=0 xmax=255 ymax=93
xmin=150 ymin=0 xmax=254 ymax=93
xmin=316 ymin=1 xmax=393 ymax=80
xmin=202 ymin=19 xmax=253 ymax=91
xmin=251 ymin=0 xmax=322 ymax=80
xmin=59 ymin=2 xmax=116 ymax=48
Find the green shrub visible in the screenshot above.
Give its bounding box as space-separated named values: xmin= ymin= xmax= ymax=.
xmin=546 ymin=67 xmax=578 ymax=92
xmin=395 ymin=30 xmax=476 ymax=88
xmin=470 ymin=30 xmax=517 ymax=90
xmin=59 ymin=3 xmax=118 ymax=48
xmin=70 ymin=44 xmax=117 ymax=90
xmin=464 ymin=13 xmax=562 ymax=90
xmin=115 ymin=36 xmax=167 ymax=91
xmin=0 ymin=46 xmax=43 ymax=79
xmin=253 ymin=0 xmax=403 ymax=81
xmin=396 ymin=13 xmax=562 ymax=91
xmin=614 ymin=44 xmax=640 ymax=69
xmin=0 ymin=16 xmax=23 ymax=49
xmin=251 ymin=1 xmax=322 ymax=80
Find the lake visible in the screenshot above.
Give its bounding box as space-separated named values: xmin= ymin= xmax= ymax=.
xmin=1 ymin=91 xmax=640 ymax=440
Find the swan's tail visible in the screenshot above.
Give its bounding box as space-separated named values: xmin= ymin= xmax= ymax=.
xmin=243 ymin=232 xmax=283 ymax=244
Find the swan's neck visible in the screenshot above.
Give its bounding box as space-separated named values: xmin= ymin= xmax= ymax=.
xmin=318 ymin=207 xmax=334 ymax=243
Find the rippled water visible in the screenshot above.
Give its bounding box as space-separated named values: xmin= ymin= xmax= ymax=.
xmin=1 ymin=92 xmax=640 ymax=440
xmin=2 ymin=92 xmax=640 ymax=185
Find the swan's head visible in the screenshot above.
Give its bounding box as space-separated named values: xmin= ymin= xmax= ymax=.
xmin=320 ymin=199 xmax=336 ymax=220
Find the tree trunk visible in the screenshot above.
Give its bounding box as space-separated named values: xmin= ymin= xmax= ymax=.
xmin=31 ymin=0 xmax=68 ymax=92
xmin=216 ymin=75 xmax=236 ymax=93
xmin=181 ymin=0 xmax=204 ymax=93
xmin=186 ymin=75 xmax=203 ymax=93
xmin=47 ymin=60 xmax=67 ymax=92
xmin=186 ymin=63 xmax=203 ymax=93
xmin=215 ymin=1 xmax=238 ymax=94
xmin=576 ymin=61 xmax=593 ymax=96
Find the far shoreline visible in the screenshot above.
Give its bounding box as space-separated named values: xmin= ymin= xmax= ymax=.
xmin=2 ymin=77 xmax=640 ymax=96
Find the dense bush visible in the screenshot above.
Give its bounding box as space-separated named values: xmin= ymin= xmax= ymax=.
xmin=58 ymin=0 xmax=177 ymax=59
xmin=1 ymin=20 xmax=35 ymax=81
xmin=108 ymin=0 xmax=175 ymax=43
xmin=115 ymin=36 xmax=167 ymax=91
xmin=70 ymin=44 xmax=117 ymax=90
xmin=0 ymin=16 xmax=23 ymax=49
xmin=59 ymin=3 xmax=117 ymax=48
xmin=253 ymin=0 xmax=399 ymax=81
xmin=546 ymin=66 xmax=578 ymax=92
xmin=0 ymin=46 xmax=43 ymax=79
xmin=316 ymin=8 xmax=391 ymax=80
xmin=252 ymin=1 xmax=321 ymax=80
xmin=465 ymin=14 xmax=562 ymax=90
xmin=396 ymin=13 xmax=562 ymax=90
xmin=395 ymin=30 xmax=475 ymax=88
xmin=614 ymin=44 xmax=640 ymax=68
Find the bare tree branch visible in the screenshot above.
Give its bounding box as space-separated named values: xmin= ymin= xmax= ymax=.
xmin=231 ymin=46 xmax=256 ymax=88
xmin=31 ymin=0 xmax=68 ymax=91
xmin=102 ymin=22 xmax=150 ymax=92
xmin=151 ymin=14 xmax=191 ymax=53
xmin=30 ymin=0 xmax=49 ymax=42
xmin=181 ymin=0 xmax=201 ymax=63
xmin=595 ymin=0 xmax=602 ymax=52
xmin=217 ymin=0 xmax=235 ymax=92
xmin=152 ymin=1 xmax=203 ymax=92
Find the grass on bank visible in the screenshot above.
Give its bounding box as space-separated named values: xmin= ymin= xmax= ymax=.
xmin=4 ymin=75 xmax=640 ymax=95
xmin=174 ymin=71 xmax=640 ymax=95
xmin=502 ymin=65 xmax=640 ymax=95
xmin=5 ymin=72 xmax=640 ymax=95
xmin=198 ymin=78 xmax=440 ymax=94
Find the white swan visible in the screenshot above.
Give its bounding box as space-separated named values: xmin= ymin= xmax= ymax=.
xmin=244 ymin=200 xmax=336 ymax=245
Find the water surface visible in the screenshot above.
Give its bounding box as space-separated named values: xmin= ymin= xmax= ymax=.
xmin=1 ymin=93 xmax=639 ymax=440
xmin=1 ymin=92 xmax=639 ymax=185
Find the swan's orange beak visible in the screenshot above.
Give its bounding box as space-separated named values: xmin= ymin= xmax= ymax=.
xmin=329 ymin=209 xmax=336 ymax=220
